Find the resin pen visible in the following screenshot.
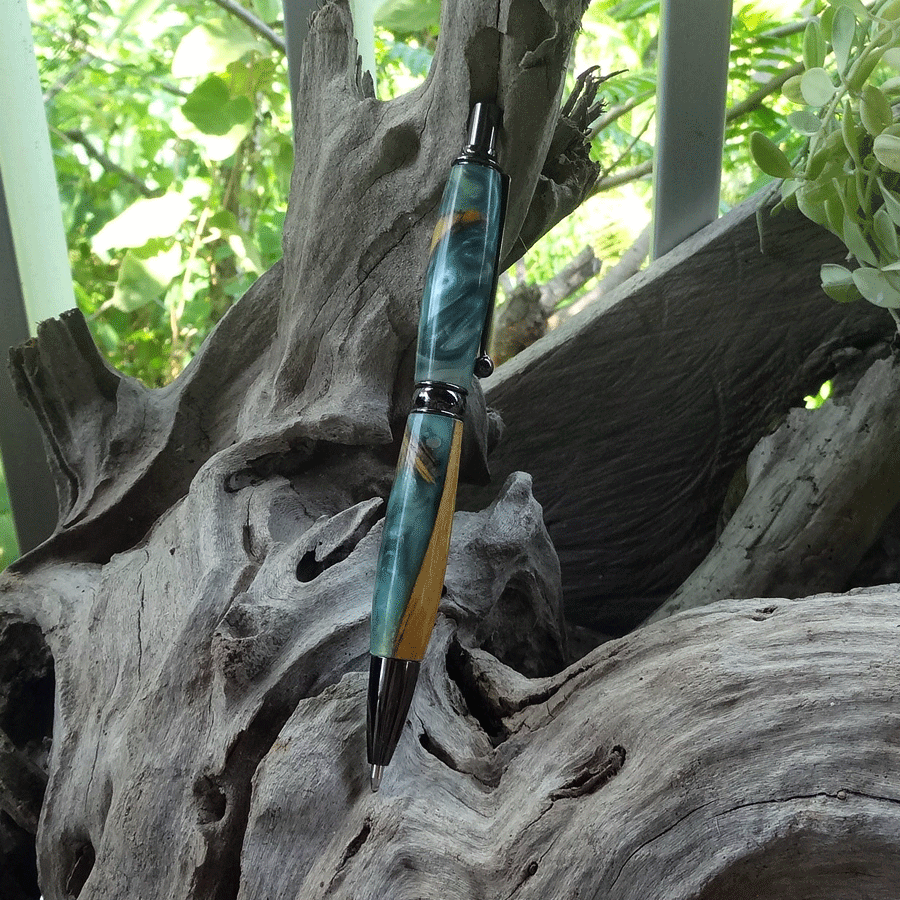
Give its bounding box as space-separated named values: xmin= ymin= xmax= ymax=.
xmin=367 ymin=103 xmax=508 ymax=791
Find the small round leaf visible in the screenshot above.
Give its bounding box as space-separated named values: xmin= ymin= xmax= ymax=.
xmin=874 ymin=133 xmax=900 ymax=173
xmin=821 ymin=263 xmax=862 ymax=303
xmin=801 ymin=67 xmax=836 ymax=107
xmin=852 ymin=266 xmax=900 ymax=307
xmin=860 ymin=85 xmax=893 ymax=137
xmin=750 ymin=132 xmax=795 ymax=179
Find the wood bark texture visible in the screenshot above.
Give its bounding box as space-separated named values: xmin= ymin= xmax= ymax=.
xmin=466 ymin=191 xmax=895 ymax=634
xmin=2 ymin=0 xmax=900 ymax=898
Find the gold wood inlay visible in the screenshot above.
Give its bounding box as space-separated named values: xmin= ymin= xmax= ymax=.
xmin=393 ymin=421 xmax=463 ymax=660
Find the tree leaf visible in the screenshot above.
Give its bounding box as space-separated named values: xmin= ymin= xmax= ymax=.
xmin=171 ymin=21 xmax=261 ymax=79
xmin=788 ymin=110 xmax=822 ymax=135
xmin=182 ymin=76 xmax=232 ymax=135
xmin=750 ymin=131 xmax=795 ymax=179
xmin=852 ymin=266 xmax=900 ymax=307
xmin=831 ymin=6 xmax=856 ymax=74
xmin=820 ymin=262 xmax=862 ymax=302
xmin=92 ymin=193 xmax=193 ymax=255
xmin=859 ymin=84 xmax=893 ymax=137
xmin=110 ymin=246 xmax=182 ymax=312
xmin=374 ymin=0 xmax=441 ymax=34
xmin=801 ymin=67 xmax=837 ymax=106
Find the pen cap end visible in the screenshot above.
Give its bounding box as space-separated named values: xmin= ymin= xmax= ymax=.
xmin=465 ymin=103 xmax=501 ymax=162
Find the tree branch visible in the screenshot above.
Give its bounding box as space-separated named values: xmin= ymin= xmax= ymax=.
xmin=209 ymin=0 xmax=287 ymax=53
xmin=59 ymin=128 xmax=162 ymax=197
xmin=591 ymin=61 xmax=807 ymax=195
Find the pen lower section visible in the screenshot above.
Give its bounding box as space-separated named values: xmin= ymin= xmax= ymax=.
xmin=370 ymin=410 xmax=463 ymax=660
xmin=367 ymin=655 xmax=420 ymax=771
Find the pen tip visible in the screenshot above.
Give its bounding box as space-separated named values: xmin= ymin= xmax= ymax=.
xmin=370 ymin=764 xmax=384 ymax=792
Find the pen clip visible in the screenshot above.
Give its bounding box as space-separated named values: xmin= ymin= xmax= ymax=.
xmin=474 ymin=170 xmax=510 ymax=379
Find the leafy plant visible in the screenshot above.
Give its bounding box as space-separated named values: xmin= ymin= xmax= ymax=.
xmin=0 ymin=452 xmax=19 ymax=573
xmin=750 ymin=0 xmax=900 ymax=331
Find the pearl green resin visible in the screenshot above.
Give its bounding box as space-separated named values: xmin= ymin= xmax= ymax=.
xmin=414 ymin=161 xmax=504 ymax=391
xmin=370 ymin=412 xmax=459 ymax=659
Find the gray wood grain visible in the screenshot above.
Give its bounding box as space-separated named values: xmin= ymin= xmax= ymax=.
xmin=468 ymin=190 xmax=894 ymax=633
xmin=649 ymin=355 xmax=900 ymax=623
xmin=2 ymin=0 xmax=899 ymax=896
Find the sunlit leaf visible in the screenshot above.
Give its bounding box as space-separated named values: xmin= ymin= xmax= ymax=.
xmin=109 ymin=245 xmax=182 ymax=311
xmin=874 ymin=133 xmax=900 ymax=173
xmin=171 ymin=21 xmax=261 ymax=79
xmin=375 ymin=0 xmax=441 ymax=34
xmin=182 ymin=76 xmax=254 ymax=135
xmin=800 ymin=67 xmax=836 ymax=106
xmin=852 ymin=266 xmax=900 ymax=307
xmin=92 ymin=193 xmax=193 ymax=254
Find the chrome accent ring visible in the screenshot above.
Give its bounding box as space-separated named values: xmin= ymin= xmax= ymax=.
xmin=411 ymin=381 xmax=467 ymax=419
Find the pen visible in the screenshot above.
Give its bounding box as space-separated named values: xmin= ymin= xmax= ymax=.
xmin=367 ymin=103 xmax=508 ymax=791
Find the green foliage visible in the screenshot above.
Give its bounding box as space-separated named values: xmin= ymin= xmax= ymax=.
xmin=750 ymin=0 xmax=900 ymax=329
xmin=27 ymin=0 xmax=817 ymax=387
xmin=0 ymin=451 xmax=19 ymax=572
xmin=31 ymin=0 xmax=293 ymax=386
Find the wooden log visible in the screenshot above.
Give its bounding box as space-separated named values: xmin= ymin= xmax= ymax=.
xmin=464 ymin=191 xmax=895 ymax=634
xmin=648 ymin=355 xmax=900 ymax=624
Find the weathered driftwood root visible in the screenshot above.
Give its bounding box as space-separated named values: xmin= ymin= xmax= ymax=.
xmin=648 ymin=354 xmax=900 ymax=624
xmin=0 ymin=470 xmax=564 ymax=899
xmin=6 ymin=460 xmax=900 ymax=898
xmin=260 ymin=585 xmax=900 ymax=900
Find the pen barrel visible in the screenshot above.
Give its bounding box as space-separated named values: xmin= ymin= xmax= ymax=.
xmin=415 ymin=159 xmax=505 ymax=392
xmin=370 ymin=411 xmax=463 ymax=661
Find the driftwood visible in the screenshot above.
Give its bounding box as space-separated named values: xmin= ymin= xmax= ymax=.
xmin=649 ymin=354 xmax=900 ymax=624
xmin=3 ymin=0 xmax=900 ymax=897
xmin=466 ymin=191 xmax=895 ymax=634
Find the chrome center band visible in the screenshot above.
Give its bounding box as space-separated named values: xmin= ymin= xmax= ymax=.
xmin=411 ymin=381 xmax=467 ymax=419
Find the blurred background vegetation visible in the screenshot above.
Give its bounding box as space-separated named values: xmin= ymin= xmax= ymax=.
xmin=1 ymin=0 xmax=813 ymax=569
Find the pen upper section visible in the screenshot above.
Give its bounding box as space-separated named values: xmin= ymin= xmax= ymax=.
xmin=414 ymin=157 xmax=504 ymax=391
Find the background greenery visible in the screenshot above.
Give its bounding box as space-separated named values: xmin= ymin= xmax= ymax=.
xmin=1 ymin=0 xmax=814 ymax=570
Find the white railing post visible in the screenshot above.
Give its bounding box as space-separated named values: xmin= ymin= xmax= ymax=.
xmin=652 ymin=0 xmax=734 ymax=260
xmin=0 ymin=0 xmax=74 ymax=554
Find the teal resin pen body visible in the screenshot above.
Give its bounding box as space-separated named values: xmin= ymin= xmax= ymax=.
xmin=367 ymin=103 xmax=508 ymax=791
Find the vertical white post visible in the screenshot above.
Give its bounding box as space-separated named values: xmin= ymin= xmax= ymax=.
xmin=651 ymin=0 xmax=734 ymax=260
xmin=0 ymin=0 xmax=75 ymax=329
xmin=0 ymin=0 xmax=72 ymax=554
